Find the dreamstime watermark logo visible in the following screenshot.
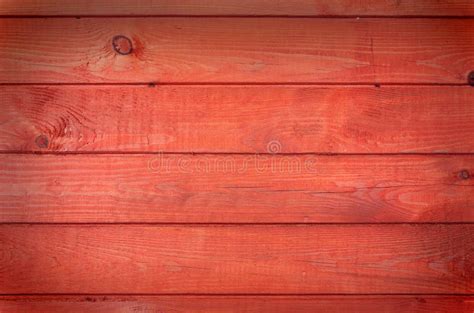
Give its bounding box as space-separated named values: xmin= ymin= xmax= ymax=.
xmin=266 ymin=140 xmax=282 ymax=154
xmin=148 ymin=140 xmax=317 ymax=174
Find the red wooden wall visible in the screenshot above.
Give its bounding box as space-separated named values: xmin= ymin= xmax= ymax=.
xmin=0 ymin=1 xmax=473 ymax=312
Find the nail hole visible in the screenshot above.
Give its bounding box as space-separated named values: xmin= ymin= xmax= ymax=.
xmin=112 ymin=35 xmax=133 ymax=55
xmin=35 ymin=135 xmax=49 ymax=149
xmin=459 ymin=169 xmax=471 ymax=180
xmin=468 ymin=71 xmax=474 ymax=86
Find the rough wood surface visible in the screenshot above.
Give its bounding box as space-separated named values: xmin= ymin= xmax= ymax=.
xmin=1 ymin=296 xmax=473 ymax=313
xmin=2 ymin=86 xmax=474 ymax=153
xmin=1 ymin=225 xmax=472 ymax=294
xmin=2 ymin=1 xmax=473 ymax=305
xmin=1 ymin=0 xmax=474 ymax=16
xmin=1 ymin=154 xmax=473 ymax=223
xmin=1 ymin=19 xmax=473 ymax=83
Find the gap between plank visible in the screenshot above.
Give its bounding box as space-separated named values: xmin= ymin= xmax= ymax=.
xmin=0 ymin=82 xmax=469 ymax=86
xmin=2 ymin=15 xmax=474 ymax=19
xmin=1 ymin=222 xmax=473 ymax=226
xmin=1 ymin=293 xmax=473 ymax=296
xmin=1 ymin=151 xmax=474 ymax=156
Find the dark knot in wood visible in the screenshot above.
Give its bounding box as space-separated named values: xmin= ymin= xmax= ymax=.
xmin=112 ymin=35 xmax=133 ymax=55
xmin=35 ymin=135 xmax=49 ymax=149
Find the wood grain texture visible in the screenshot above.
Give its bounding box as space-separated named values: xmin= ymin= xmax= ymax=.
xmin=1 ymin=296 xmax=473 ymax=313
xmin=2 ymin=86 xmax=474 ymax=153
xmin=1 ymin=154 xmax=473 ymax=223
xmin=1 ymin=0 xmax=474 ymax=16
xmin=1 ymin=18 xmax=473 ymax=84
xmin=1 ymin=225 xmax=473 ymax=294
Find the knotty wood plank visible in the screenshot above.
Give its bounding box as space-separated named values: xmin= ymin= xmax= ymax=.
xmin=1 ymin=19 xmax=473 ymax=84
xmin=1 ymin=296 xmax=473 ymax=313
xmin=1 ymin=154 xmax=473 ymax=223
xmin=0 ymin=225 xmax=472 ymax=293
xmin=1 ymin=0 xmax=474 ymax=16
xmin=2 ymin=86 xmax=474 ymax=153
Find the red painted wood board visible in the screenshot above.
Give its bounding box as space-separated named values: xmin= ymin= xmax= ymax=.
xmin=1 ymin=296 xmax=473 ymax=313
xmin=0 ymin=19 xmax=473 ymax=84
xmin=0 ymin=154 xmax=472 ymax=223
xmin=2 ymin=86 xmax=474 ymax=153
xmin=1 ymin=225 xmax=472 ymax=294
xmin=1 ymin=0 xmax=474 ymax=16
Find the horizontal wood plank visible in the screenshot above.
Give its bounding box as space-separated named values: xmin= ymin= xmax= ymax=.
xmin=1 ymin=225 xmax=473 ymax=294
xmin=1 ymin=154 xmax=473 ymax=223
xmin=1 ymin=296 xmax=473 ymax=313
xmin=1 ymin=0 xmax=474 ymax=16
xmin=2 ymin=86 xmax=474 ymax=153
xmin=1 ymin=19 xmax=473 ymax=83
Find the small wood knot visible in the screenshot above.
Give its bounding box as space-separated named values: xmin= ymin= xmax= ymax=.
xmin=468 ymin=71 xmax=474 ymax=86
xmin=35 ymin=135 xmax=49 ymax=149
xmin=112 ymin=35 xmax=133 ymax=55
xmin=459 ymin=169 xmax=471 ymax=180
